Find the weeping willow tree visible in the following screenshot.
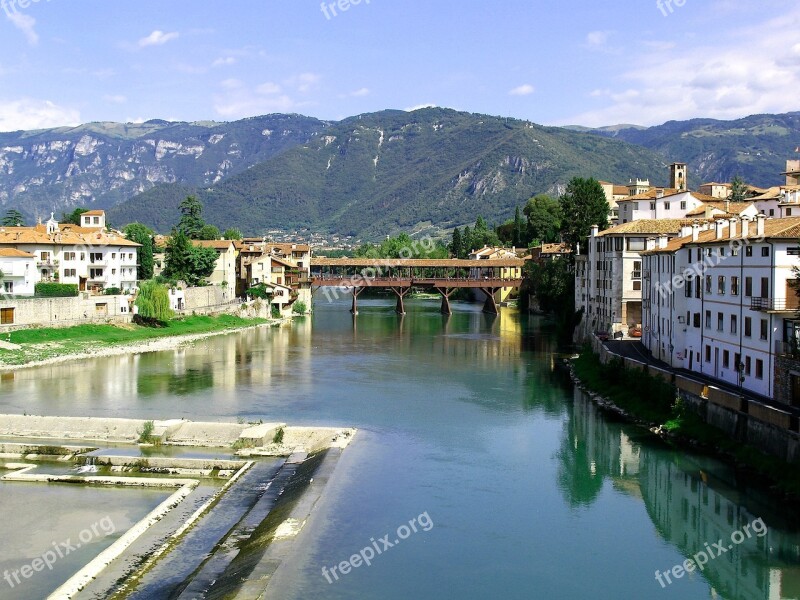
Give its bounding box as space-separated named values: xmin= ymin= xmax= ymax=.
xmin=135 ymin=280 xmax=173 ymax=324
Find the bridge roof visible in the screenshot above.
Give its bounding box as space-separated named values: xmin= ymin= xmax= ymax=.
xmin=311 ymin=257 xmax=525 ymax=268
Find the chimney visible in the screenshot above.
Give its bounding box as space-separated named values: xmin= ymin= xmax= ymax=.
xmin=591 ymin=225 xmax=599 ymax=238
xmin=658 ymin=234 xmax=668 ymax=249
xmin=741 ymin=216 xmax=750 ymax=239
xmin=646 ymin=237 xmax=656 ymax=251
xmin=692 ymin=223 xmax=700 ymax=242
xmin=715 ymin=219 xmax=725 ymax=240
xmin=756 ymin=213 xmax=766 ymax=237
xmin=728 ymin=218 xmax=738 ymax=239
xmin=680 ymin=224 xmax=693 ymax=238
xmin=724 ymin=199 xmax=731 ymax=214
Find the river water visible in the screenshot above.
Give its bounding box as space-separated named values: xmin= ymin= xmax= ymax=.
xmin=1 ymin=295 xmax=799 ymax=599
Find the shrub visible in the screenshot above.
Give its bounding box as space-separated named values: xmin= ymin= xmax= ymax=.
xmin=34 ymin=282 xmax=79 ymax=297
xmin=273 ymin=426 xmax=284 ymax=444
xmin=246 ymin=283 xmax=273 ymax=300
xmin=271 ymin=305 xmax=281 ymax=319
xmin=104 ymin=287 xmax=121 ymax=296
xmin=292 ymin=301 xmax=308 ymax=314
xmin=138 ymin=420 xmax=159 ymax=445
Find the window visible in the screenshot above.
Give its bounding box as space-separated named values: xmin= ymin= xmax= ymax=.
xmin=745 ymin=356 xmax=751 ymax=376
xmin=705 ymin=310 xmax=711 ymax=329
xmin=723 ymin=350 xmax=730 ymax=369
xmin=0 ymin=307 xmax=14 ymax=324
xmin=90 ymin=268 xmax=103 ymax=279
xmin=90 ymin=253 xmax=103 ymax=263
xmin=762 ymin=247 xmax=770 ymax=257
xmin=746 ymin=246 xmax=753 ymax=257
xmin=111 ymin=253 xmax=116 ymax=259
xmin=64 ymin=252 xmax=76 ymax=261
xmin=717 ymin=312 xmax=724 ymax=331
xmin=760 ymin=319 xmax=768 ymax=341
xmin=788 ymin=208 xmax=793 ymax=217
xmin=734 ymin=353 xmax=741 ymax=372
xmin=731 ymin=276 xmax=739 ymax=296
xmin=40 ymin=251 xmax=50 ymax=262
xmin=731 ymin=315 xmax=737 ymax=335
xmin=760 ymin=277 xmax=769 ymax=298
xmin=632 ymin=281 xmax=642 ymax=291
xmin=718 ymin=276 xmax=726 ymax=295
xmin=93 ymin=216 xmax=99 ymax=224
xmin=633 ymin=202 xmax=639 ymax=210
xmin=650 ymin=202 xmax=656 ymax=210
xmin=632 ymin=261 xmax=642 ymax=279
xmin=705 ymin=345 xmax=711 ymax=362
xmin=680 ymin=201 xmax=687 ymax=210
xmin=755 ymin=359 xmax=764 ymax=379
xmin=664 ymin=202 xmax=671 ymax=210
xmin=745 ymin=317 xmax=752 ymax=337
xmin=685 ymin=277 xmax=694 ymax=297
xmin=64 ymin=269 xmax=76 ymax=277
xmin=788 ymin=247 xmax=800 ymax=256
xmin=705 ymin=276 xmax=712 ymax=294
xmin=745 ymin=277 xmax=753 ymax=297
xmin=3 ymin=281 xmax=12 ymax=293
xmin=693 ymin=313 xmax=701 ymax=328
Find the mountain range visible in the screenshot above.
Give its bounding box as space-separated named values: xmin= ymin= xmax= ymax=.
xmin=2 ymin=108 xmax=799 ymax=239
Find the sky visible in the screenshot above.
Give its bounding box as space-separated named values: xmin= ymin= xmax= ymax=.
xmin=0 ymin=0 xmax=798 ymax=132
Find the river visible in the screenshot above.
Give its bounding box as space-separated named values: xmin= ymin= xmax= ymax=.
xmin=1 ymin=294 xmax=799 ymax=599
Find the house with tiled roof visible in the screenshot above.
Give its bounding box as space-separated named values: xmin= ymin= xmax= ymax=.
xmin=575 ymin=218 xmax=714 ymax=339
xmin=641 ymin=214 xmax=800 ymax=403
xmin=683 ymin=200 xmax=758 ymax=220
xmin=191 ymin=240 xmax=238 ymax=296
xmin=0 ymin=248 xmax=36 ymax=296
xmin=0 ymin=210 xmax=139 ymax=295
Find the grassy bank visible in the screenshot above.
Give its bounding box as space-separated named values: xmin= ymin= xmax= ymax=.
xmin=0 ymin=315 xmax=271 ymax=366
xmin=572 ymin=348 xmax=800 ymax=498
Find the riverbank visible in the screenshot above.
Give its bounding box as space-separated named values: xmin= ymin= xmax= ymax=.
xmin=0 ymin=314 xmax=286 ymax=370
xmin=567 ymin=349 xmax=800 ymax=499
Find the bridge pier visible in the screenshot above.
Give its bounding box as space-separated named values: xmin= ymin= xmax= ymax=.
xmin=434 ymin=287 xmax=455 ymax=315
xmin=480 ymin=287 xmax=501 ymax=315
xmin=351 ymin=286 xmax=365 ymax=315
xmin=391 ymin=287 xmax=410 ymax=315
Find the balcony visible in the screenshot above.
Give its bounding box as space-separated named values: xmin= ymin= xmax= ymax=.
xmin=776 ymin=340 xmax=800 ymax=360
xmin=37 ymin=260 xmax=57 ymax=269
xmin=751 ymin=298 xmax=799 ymax=312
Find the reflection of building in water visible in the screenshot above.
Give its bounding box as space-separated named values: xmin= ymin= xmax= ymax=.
xmin=562 ymin=389 xmax=800 ymax=600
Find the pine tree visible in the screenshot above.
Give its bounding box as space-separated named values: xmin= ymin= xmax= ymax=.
xmin=513 ymin=206 xmax=524 ymax=248
xmin=450 ymin=227 xmax=463 ymax=259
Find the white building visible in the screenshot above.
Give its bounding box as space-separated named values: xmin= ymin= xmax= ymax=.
xmin=642 ymin=215 xmax=800 ymax=400
xmin=575 ymin=219 xmax=709 ymax=338
xmin=0 ymin=211 xmax=140 ymax=295
xmin=0 ymin=248 xmax=36 ymax=296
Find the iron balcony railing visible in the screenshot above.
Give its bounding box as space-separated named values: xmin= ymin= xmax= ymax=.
xmin=751 ymin=298 xmax=798 ymax=312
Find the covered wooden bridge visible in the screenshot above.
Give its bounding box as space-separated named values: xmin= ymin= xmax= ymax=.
xmin=310 ymin=257 xmax=525 ymax=314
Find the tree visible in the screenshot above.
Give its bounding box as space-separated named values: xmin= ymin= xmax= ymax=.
xmin=730 ymin=176 xmax=748 ymax=202
xmin=163 ymin=229 xmax=218 ymax=286
xmin=513 ymin=206 xmax=524 ymax=248
xmin=2 ymin=209 xmax=24 ymax=226
xmin=223 ymin=228 xmax=243 ymax=240
xmin=559 ymin=178 xmax=609 ymax=260
xmin=450 ymin=227 xmax=463 ymax=259
xmin=177 ymin=196 xmax=206 ymax=239
xmin=524 ymin=194 xmax=562 ymax=245
xmin=469 ymin=215 xmax=500 ymax=250
xmin=123 ymin=223 xmax=155 ymax=281
xmin=197 ymin=224 xmax=221 ymax=240
xmin=62 ymin=207 xmax=89 ymax=225
xmin=462 ymin=226 xmax=472 ymax=258
xmin=135 ymin=280 xmax=173 ymax=322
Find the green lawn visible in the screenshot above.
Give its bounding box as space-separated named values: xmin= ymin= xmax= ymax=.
xmin=0 ymin=315 xmax=270 ymax=366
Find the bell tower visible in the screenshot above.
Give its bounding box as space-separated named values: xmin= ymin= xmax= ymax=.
xmin=669 ymin=162 xmax=687 ymax=191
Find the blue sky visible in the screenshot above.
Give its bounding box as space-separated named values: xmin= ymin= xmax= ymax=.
xmin=0 ymin=0 xmax=798 ymax=131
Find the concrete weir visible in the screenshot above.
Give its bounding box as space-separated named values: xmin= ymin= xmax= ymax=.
xmin=0 ymin=414 xmax=356 ymax=600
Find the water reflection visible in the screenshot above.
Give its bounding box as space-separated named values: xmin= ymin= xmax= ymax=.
xmin=560 ymin=387 xmax=800 ymax=599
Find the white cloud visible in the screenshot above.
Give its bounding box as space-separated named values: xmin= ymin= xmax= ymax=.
xmin=585 ymin=30 xmax=612 ymax=48
xmin=212 ymin=56 xmax=237 ymax=68
xmin=213 ymin=79 xmax=298 ymax=118
xmin=103 ymin=94 xmax=127 ymax=104
xmin=0 ymin=99 xmax=80 ymax=132
xmin=285 ymin=72 xmax=321 ymax=93
xmin=138 ymin=30 xmax=180 ymax=48
xmin=404 ymin=103 xmax=437 ymax=111
xmin=509 ymin=84 xmax=535 ymax=97
xmin=4 ymin=10 xmax=38 ymax=46
xmin=565 ymin=9 xmax=800 ymax=127
xmin=350 ymin=87 xmax=370 ymax=97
